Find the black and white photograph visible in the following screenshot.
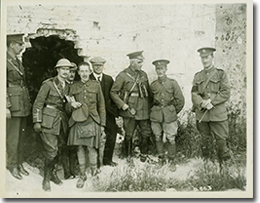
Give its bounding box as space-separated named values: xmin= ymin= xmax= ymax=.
xmin=0 ymin=0 xmax=253 ymax=198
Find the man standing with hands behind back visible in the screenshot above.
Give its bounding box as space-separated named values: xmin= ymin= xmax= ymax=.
xmin=90 ymin=57 xmax=119 ymax=167
xmin=191 ymin=47 xmax=231 ymax=165
xmin=6 ymin=34 xmax=31 ymax=180
xmin=150 ymin=59 xmax=184 ymax=171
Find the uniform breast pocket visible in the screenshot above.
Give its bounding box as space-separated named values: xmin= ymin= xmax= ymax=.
xmin=41 ymin=107 xmax=57 ymax=129
xmin=210 ymin=78 xmax=221 ymax=93
xmin=8 ymin=87 xmax=21 ymax=111
xmin=196 ymin=79 xmax=206 ymax=94
xmin=165 ymin=89 xmax=174 ymax=100
xmin=87 ymin=90 xmax=97 ymax=103
xmin=49 ymin=91 xmax=60 ymax=100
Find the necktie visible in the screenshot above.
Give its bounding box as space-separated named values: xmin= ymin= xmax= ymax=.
xmin=98 ymin=76 xmax=101 ymax=82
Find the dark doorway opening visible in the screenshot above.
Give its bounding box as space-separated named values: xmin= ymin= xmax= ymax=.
xmin=23 ymin=35 xmax=83 ymax=103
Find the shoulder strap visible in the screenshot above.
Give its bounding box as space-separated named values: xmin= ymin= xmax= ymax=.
xmin=128 ymin=73 xmax=140 ymax=94
xmin=201 ymin=69 xmax=217 ymax=93
xmin=7 ymin=59 xmax=23 ymax=76
xmin=52 ymin=81 xmax=66 ymax=103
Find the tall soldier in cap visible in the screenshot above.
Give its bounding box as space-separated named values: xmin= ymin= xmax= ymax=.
xmin=191 ymin=47 xmax=231 ymax=164
xmin=67 ymin=61 xmax=106 ymax=189
xmin=110 ymin=51 xmax=152 ymax=162
xmin=6 ymin=34 xmax=31 ymax=180
xmin=90 ymin=56 xmax=119 ymax=167
xmin=33 ymin=58 xmax=74 ymax=191
xmin=150 ymin=59 xmax=184 ymax=171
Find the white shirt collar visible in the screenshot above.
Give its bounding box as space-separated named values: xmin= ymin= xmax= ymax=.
xmin=93 ymin=72 xmax=103 ymax=81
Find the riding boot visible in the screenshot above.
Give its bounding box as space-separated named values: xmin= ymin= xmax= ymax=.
xmin=61 ymin=150 xmax=72 ymax=179
xmin=155 ymin=139 xmax=165 ymax=165
xmin=42 ymin=160 xmax=51 ymax=191
xmin=140 ymin=137 xmax=149 ymax=162
xmin=167 ymin=143 xmax=176 ymax=172
xmin=50 ymin=158 xmax=63 ymax=185
xmin=69 ymin=148 xmax=78 ymax=177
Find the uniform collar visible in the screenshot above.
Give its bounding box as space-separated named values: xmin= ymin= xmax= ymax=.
xmin=126 ymin=66 xmax=139 ymax=78
xmin=204 ymin=65 xmax=216 ymax=74
xmin=158 ymin=76 xmax=168 ymax=83
xmin=79 ymin=79 xmax=91 ymax=86
xmin=54 ymin=76 xmax=65 ymax=86
xmin=65 ymin=79 xmax=74 ymax=85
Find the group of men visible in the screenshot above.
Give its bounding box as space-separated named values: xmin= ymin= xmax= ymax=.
xmin=6 ymin=33 xmax=231 ymax=191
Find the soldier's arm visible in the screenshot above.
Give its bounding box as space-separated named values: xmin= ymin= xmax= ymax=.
xmin=211 ymin=71 xmax=231 ymax=106
xmin=110 ymin=73 xmax=126 ymax=109
xmin=173 ymin=81 xmax=185 ymax=114
xmin=97 ymin=84 xmax=106 ymax=127
xmin=191 ymin=77 xmax=204 ymax=110
xmin=32 ymin=82 xmax=50 ymax=123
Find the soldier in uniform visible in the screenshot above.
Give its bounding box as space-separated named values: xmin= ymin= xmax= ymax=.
xmin=33 ymin=58 xmax=74 ymax=191
xmin=90 ymin=56 xmax=119 ymax=167
xmin=150 ymin=59 xmax=185 ymax=171
xmin=6 ymin=34 xmax=31 ymax=180
xmin=191 ymin=47 xmax=231 ymax=164
xmin=61 ymin=62 xmax=78 ymax=179
xmin=110 ymin=51 xmax=152 ymax=162
xmin=67 ymin=61 xmax=106 ymax=188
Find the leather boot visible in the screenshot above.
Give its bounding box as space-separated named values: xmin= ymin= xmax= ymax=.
xmin=155 ymin=140 xmax=164 ymax=158
xmin=49 ymin=158 xmax=63 ymax=185
xmin=168 ymin=143 xmax=177 ymax=172
xmin=69 ymin=149 xmax=77 ymax=177
xmin=18 ymin=164 xmax=29 ymax=176
xmin=10 ymin=167 xmax=22 ymax=180
xmin=50 ymin=169 xmax=63 ymax=185
xmin=42 ymin=160 xmax=51 ymax=191
xmin=216 ymin=139 xmax=231 ymax=164
xmin=62 ymin=156 xmax=73 ymax=179
xmin=140 ymin=137 xmax=149 ymax=162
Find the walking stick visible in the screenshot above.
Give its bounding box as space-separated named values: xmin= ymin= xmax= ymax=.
xmin=198 ymin=109 xmax=208 ymax=123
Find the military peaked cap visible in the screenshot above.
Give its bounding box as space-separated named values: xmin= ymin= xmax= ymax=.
xmin=70 ymin=62 xmax=78 ymax=71
xmin=152 ymin=59 xmax=170 ymax=66
xmin=197 ymin=47 xmax=216 ymax=57
xmin=127 ymin=51 xmax=144 ymax=60
xmin=7 ymin=34 xmax=24 ymax=44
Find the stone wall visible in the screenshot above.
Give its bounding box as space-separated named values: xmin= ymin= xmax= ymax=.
xmin=6 ymin=3 xmax=247 ymax=114
xmin=214 ymin=4 xmax=247 ymax=115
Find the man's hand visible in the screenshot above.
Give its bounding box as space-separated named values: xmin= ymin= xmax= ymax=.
xmin=71 ymin=101 xmax=82 ymax=109
xmin=33 ymin=123 xmax=42 ymax=133
xmin=6 ymin=108 xmax=11 ymax=119
xmin=122 ymin=104 xmax=129 ymax=111
xmin=205 ymin=102 xmax=214 ymax=110
xmin=201 ymin=99 xmax=211 ymax=109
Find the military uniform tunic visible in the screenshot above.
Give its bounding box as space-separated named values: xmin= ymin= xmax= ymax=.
xmin=33 ymin=76 xmax=69 ymax=160
xmin=191 ymin=66 xmax=231 ymax=161
xmin=150 ymin=76 xmax=185 ymax=123
xmin=67 ymin=80 xmax=106 ymax=148
xmin=6 ymin=52 xmax=31 ymax=169
xmin=110 ymin=66 xmax=150 ymax=120
xmin=191 ymin=67 xmax=230 ymax=122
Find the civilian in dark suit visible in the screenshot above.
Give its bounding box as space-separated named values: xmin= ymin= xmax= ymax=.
xmin=90 ymin=57 xmax=119 ymax=167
